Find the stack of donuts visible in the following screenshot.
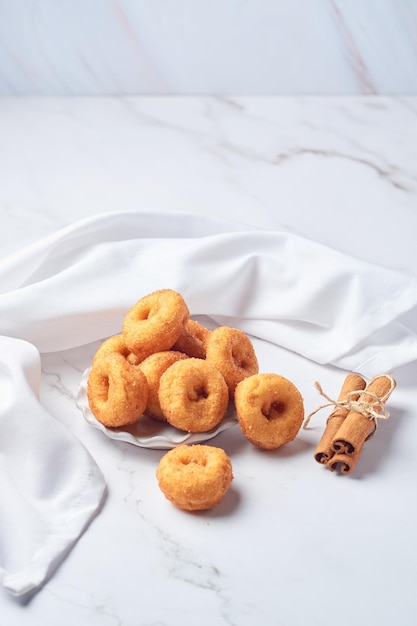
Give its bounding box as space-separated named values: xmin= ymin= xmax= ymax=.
xmin=87 ymin=288 xmax=305 ymax=511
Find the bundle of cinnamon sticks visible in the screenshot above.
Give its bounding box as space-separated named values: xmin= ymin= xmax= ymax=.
xmin=306 ymin=373 xmax=396 ymax=474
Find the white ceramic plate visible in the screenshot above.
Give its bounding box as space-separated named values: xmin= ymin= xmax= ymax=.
xmin=76 ymin=367 xmax=237 ymax=450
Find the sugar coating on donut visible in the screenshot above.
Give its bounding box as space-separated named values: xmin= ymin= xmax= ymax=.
xmin=172 ymin=319 xmax=211 ymax=359
xmin=158 ymin=358 xmax=229 ymax=432
xmin=156 ymin=444 xmax=233 ymax=511
xmin=235 ymin=373 xmax=304 ymax=450
xmin=92 ymin=334 xmax=141 ymax=366
xmin=206 ymin=326 xmax=259 ymax=398
xmin=87 ymin=353 xmax=149 ymax=428
xmin=139 ymin=350 xmax=189 ymax=421
xmin=122 ymin=289 xmax=189 ymax=362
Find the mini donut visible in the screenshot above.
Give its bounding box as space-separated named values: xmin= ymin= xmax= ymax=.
xmin=172 ymin=319 xmax=211 ymax=359
xmin=122 ymin=289 xmax=189 ymax=361
xmin=87 ymin=352 xmax=149 ymax=428
xmin=92 ymin=334 xmax=141 ymax=366
xmin=205 ymin=326 xmax=259 ymax=398
xmin=158 ymin=358 xmax=229 ymax=432
xmin=139 ymin=350 xmax=189 ymax=421
xmin=234 ymin=373 xmax=304 ymax=450
xmin=156 ymin=444 xmax=233 ymax=511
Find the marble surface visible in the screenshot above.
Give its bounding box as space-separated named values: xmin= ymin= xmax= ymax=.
xmin=0 ymin=0 xmax=417 ymax=96
xmin=1 ymin=95 xmax=417 ymax=625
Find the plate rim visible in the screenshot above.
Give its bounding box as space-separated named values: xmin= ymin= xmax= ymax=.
xmin=76 ymin=366 xmax=237 ymax=450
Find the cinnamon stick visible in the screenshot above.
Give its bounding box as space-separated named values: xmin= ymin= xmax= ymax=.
xmin=313 ymin=373 xmax=366 ymax=464
xmin=331 ymin=374 xmax=396 ymax=456
xmin=327 ymin=451 xmax=361 ymax=474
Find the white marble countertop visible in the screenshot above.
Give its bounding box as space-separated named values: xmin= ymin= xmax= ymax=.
xmin=1 ymin=96 xmax=417 ymax=625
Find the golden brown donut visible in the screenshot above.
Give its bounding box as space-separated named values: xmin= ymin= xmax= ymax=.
xmin=172 ymin=319 xmax=211 ymax=359
xmin=205 ymin=326 xmax=259 ymax=398
xmin=139 ymin=350 xmax=189 ymax=421
xmin=158 ymin=358 xmax=229 ymax=432
xmin=122 ymin=289 xmax=189 ymax=361
xmin=92 ymin=334 xmax=141 ymax=366
xmin=234 ymin=373 xmax=304 ymax=450
xmin=87 ymin=353 xmax=149 ymax=428
xmin=156 ymin=444 xmax=233 ymax=511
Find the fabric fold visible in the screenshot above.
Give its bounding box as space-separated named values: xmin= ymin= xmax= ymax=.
xmin=1 ymin=211 xmax=416 ymax=375
xmin=0 ymin=336 xmax=106 ymax=596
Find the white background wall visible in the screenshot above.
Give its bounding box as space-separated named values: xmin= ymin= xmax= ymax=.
xmin=0 ymin=0 xmax=416 ymax=95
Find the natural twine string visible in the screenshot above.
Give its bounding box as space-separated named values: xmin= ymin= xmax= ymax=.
xmin=303 ymin=375 xmax=396 ymax=438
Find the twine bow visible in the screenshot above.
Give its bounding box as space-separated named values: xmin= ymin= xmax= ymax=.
xmin=303 ymin=375 xmax=396 ymax=438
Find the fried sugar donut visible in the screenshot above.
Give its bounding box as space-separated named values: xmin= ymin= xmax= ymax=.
xmin=156 ymin=444 xmax=233 ymax=511
xmin=87 ymin=353 xmax=149 ymax=428
xmin=158 ymin=358 xmax=229 ymax=432
xmin=139 ymin=350 xmax=188 ymax=421
xmin=92 ymin=334 xmax=141 ymax=366
xmin=235 ymin=373 xmax=304 ymax=450
xmin=172 ymin=319 xmax=211 ymax=359
xmin=205 ymin=326 xmax=259 ymax=398
xmin=122 ymin=289 xmax=189 ymax=361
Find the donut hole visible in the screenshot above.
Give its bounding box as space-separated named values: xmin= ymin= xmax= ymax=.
xmin=118 ymin=346 xmax=131 ymax=359
xmin=179 ymin=452 xmax=207 ymax=467
xmin=137 ymin=305 xmax=152 ymax=321
xmin=262 ymin=401 xmax=285 ymax=420
xmin=98 ymin=374 xmax=110 ymax=403
xmin=188 ymin=384 xmax=209 ymax=402
xmin=231 ymin=346 xmax=249 ymax=370
xmin=181 ymin=458 xmax=208 ymax=467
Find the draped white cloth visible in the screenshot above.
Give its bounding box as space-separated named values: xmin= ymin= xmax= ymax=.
xmin=1 ymin=211 xmax=417 ymax=595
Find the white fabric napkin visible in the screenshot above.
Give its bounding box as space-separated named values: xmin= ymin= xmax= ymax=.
xmin=1 ymin=210 xmax=417 ymax=596
xmin=0 ymin=336 xmax=106 ymax=596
